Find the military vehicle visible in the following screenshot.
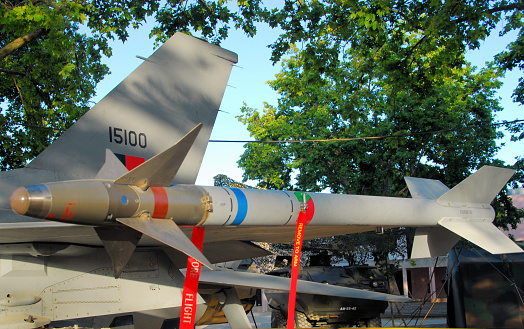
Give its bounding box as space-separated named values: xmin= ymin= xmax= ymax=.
xmin=266 ymin=255 xmax=391 ymax=328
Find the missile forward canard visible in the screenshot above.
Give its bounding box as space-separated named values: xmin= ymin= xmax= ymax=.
xmin=2 ymin=32 xmax=522 ymax=329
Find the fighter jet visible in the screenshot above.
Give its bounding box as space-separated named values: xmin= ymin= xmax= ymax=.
xmin=0 ymin=33 xmax=520 ymax=329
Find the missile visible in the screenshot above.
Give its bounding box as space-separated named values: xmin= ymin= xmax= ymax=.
xmin=10 ymin=124 xmax=523 ymax=277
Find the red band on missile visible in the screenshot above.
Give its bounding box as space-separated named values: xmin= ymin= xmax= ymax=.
xmin=151 ymin=187 xmax=169 ymax=218
xmin=180 ymin=227 xmax=205 ymax=329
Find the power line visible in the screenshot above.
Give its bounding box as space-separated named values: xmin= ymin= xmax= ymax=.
xmin=209 ymin=119 xmax=524 ymax=143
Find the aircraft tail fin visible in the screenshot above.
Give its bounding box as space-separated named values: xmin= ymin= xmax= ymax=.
xmin=407 ymin=166 xmax=521 ymax=258
xmin=25 ymin=33 xmax=237 ymax=184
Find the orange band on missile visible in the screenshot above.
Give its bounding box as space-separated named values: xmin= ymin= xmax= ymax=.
xmin=151 ymin=187 xmax=169 ymax=218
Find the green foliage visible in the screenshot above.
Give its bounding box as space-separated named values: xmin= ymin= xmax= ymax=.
xmin=0 ymin=0 xmax=159 ymax=170
xmin=239 ymin=45 xmax=505 ymax=195
xmin=3 ymin=0 xmax=524 ymax=176
xmin=213 ymin=173 xmax=254 ymax=188
xmin=151 ymin=0 xmax=265 ymax=45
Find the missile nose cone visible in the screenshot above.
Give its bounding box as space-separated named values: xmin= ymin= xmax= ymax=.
xmin=10 ymin=184 xmax=51 ymax=219
xmin=10 ymin=187 xmax=29 ymax=215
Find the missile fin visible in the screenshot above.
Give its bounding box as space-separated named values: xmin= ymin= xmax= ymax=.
xmin=404 ymin=177 xmax=449 ymax=199
xmin=116 ymin=217 xmax=213 ymax=270
xmin=95 ymin=149 xmax=129 ymax=180
xmin=438 ymin=218 xmax=523 ymax=254
xmin=411 ymin=226 xmax=461 ymax=258
xmin=114 ymin=124 xmax=203 ymax=188
xmin=94 ymin=226 xmax=142 ymax=278
xmin=438 ymin=166 xmax=515 ymax=204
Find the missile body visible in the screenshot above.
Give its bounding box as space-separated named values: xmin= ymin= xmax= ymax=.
xmin=10 ymin=181 xmax=495 ymax=228
xmin=9 ymin=124 xmax=521 ymax=267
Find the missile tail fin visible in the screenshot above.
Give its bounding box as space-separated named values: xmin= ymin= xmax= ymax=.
xmin=404 ymin=177 xmax=449 ymax=200
xmin=95 ymin=149 xmax=130 ymax=180
xmin=411 ymin=226 xmax=461 ymax=258
xmin=438 ymin=218 xmax=523 ymax=255
xmin=410 ymin=166 xmax=520 ymax=258
xmin=438 ymin=166 xmax=515 ymax=204
xmin=116 ymin=217 xmax=213 ymax=270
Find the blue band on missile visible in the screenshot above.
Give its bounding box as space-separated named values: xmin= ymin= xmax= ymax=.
xmin=230 ymin=188 xmax=248 ymax=225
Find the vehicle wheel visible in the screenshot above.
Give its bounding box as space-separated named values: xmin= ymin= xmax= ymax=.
xmin=271 ymin=310 xmax=312 ymax=328
xmin=358 ymin=316 xmax=382 ymax=327
xmin=271 ymin=310 xmax=286 ymax=328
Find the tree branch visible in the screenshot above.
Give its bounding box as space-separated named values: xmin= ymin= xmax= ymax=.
xmin=0 ymin=27 xmax=48 ymax=61
xmin=0 ymin=67 xmax=43 ymax=86
xmin=453 ymin=2 xmax=524 ymax=24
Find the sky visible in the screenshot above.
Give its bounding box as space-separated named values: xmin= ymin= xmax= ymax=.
xmin=91 ymin=21 xmax=523 ymax=187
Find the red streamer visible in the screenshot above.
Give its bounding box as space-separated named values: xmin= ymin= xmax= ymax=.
xmin=287 ymin=210 xmax=308 ymax=328
xmin=180 ymin=226 xmax=205 ymax=328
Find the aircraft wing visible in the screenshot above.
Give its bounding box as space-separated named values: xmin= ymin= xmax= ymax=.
xmin=0 ymin=216 xmax=397 ymax=265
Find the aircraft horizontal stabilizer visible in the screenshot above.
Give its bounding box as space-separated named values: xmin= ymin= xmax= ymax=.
xmin=438 ymin=218 xmax=523 ymax=255
xmin=116 ymin=217 xmax=213 ymax=270
xmin=197 ymin=269 xmax=409 ymax=302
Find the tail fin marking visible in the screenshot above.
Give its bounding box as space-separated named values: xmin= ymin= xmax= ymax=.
xmin=114 ymin=123 xmax=203 ymax=189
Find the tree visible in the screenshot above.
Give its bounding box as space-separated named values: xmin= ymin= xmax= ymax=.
xmin=0 ymin=0 xmax=162 ymax=169
xmin=238 ymin=45 xmax=504 ymax=194
xmin=252 ymin=0 xmax=524 ymax=183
